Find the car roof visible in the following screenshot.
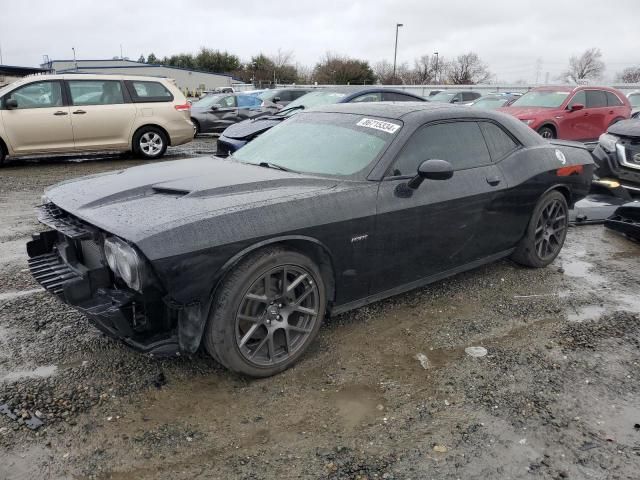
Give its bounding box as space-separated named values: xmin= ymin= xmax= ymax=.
xmin=6 ymin=73 xmax=177 ymax=85
xmin=310 ymin=101 xmax=466 ymax=119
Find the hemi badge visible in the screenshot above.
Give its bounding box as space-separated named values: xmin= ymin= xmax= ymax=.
xmin=351 ymin=234 xmax=368 ymax=243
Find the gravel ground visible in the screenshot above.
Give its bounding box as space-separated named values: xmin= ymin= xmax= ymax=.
xmin=1 ymin=139 xmax=639 ymax=479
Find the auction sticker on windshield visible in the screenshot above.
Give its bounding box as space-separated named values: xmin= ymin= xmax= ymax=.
xmin=357 ymin=118 xmax=400 ymax=134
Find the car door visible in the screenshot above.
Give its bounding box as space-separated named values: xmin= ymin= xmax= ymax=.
xmin=605 ymin=91 xmax=626 ymax=124
xmin=562 ymin=91 xmax=590 ymax=140
xmin=237 ymin=95 xmax=266 ymax=120
xmin=371 ymin=120 xmax=506 ymax=294
xmin=584 ymin=90 xmax=609 ymax=140
xmin=210 ymin=95 xmax=239 ymax=131
xmin=66 ymin=79 xmax=137 ymax=150
xmin=0 ymin=80 xmax=74 ymax=154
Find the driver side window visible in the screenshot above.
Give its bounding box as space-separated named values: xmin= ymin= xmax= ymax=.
xmin=567 ymin=91 xmax=586 ymax=108
xmin=4 ymin=81 xmax=63 ymax=109
xmin=217 ymin=96 xmax=236 ymax=108
xmin=389 ymin=121 xmax=491 ymax=177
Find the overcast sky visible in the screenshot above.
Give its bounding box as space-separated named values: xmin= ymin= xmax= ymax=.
xmin=2 ymin=0 xmax=639 ymax=83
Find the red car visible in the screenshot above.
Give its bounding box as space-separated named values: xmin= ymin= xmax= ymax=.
xmin=498 ymin=86 xmax=630 ymax=141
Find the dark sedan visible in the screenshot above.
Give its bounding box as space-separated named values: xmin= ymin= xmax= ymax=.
xmin=190 ymin=93 xmax=279 ymax=134
xmin=470 ymin=92 xmax=521 ymax=109
xmin=257 ymin=88 xmax=312 ymax=107
xmin=27 ymin=103 xmax=593 ymax=377
xmin=216 ymin=87 xmax=426 ymax=156
xmin=430 ymin=90 xmax=482 ymax=105
xmin=593 ymin=119 xmax=640 ymax=192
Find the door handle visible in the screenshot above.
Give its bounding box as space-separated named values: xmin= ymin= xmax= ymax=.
xmin=72 ymin=110 xmax=87 ymax=115
xmin=53 ymin=111 xmax=68 ymax=116
xmin=486 ymin=176 xmax=501 ymax=186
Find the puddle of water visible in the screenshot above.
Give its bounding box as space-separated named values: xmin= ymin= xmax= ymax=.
xmin=0 ymin=288 xmax=44 ymax=302
xmin=568 ymin=305 xmax=607 ymax=322
xmin=0 ymin=365 xmax=58 ymax=382
xmin=561 ymin=259 xmax=605 ymax=286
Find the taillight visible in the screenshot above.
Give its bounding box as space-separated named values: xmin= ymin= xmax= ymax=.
xmin=174 ymin=103 xmax=191 ymax=111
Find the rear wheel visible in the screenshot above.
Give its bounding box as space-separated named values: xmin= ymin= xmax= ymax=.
xmin=0 ymin=144 xmax=5 ymax=166
xmin=133 ymin=127 xmax=168 ymax=159
xmin=512 ymin=191 xmax=568 ymax=268
xmin=192 ymin=119 xmax=201 ymax=135
xmin=537 ymin=126 xmax=556 ymax=139
xmin=203 ymin=247 xmax=326 ymax=377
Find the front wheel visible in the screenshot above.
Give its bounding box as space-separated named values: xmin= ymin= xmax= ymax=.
xmin=512 ymin=191 xmax=568 ymax=268
xmin=203 ymin=247 xmax=326 ymax=377
xmin=537 ymin=126 xmax=556 ymax=139
xmin=133 ymin=127 xmax=168 ymax=159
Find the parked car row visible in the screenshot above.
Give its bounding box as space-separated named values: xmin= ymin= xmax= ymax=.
xmin=0 ymin=73 xmax=637 ymax=172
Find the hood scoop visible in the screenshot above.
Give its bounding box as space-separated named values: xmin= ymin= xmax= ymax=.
xmin=152 ymin=186 xmax=191 ymax=197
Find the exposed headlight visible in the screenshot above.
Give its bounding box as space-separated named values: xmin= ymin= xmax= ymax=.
xmin=598 ymin=133 xmax=619 ymax=153
xmin=521 ymin=119 xmax=535 ymax=126
xmin=41 ymin=194 xmax=50 ymax=204
xmin=103 ymin=237 xmax=146 ymax=292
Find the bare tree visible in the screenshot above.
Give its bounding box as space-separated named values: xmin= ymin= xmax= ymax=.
xmin=617 ymin=66 xmax=640 ymax=83
xmin=413 ymin=54 xmax=438 ymax=84
xmin=373 ymin=60 xmax=394 ymax=84
xmin=564 ymin=48 xmax=605 ymax=82
xmin=446 ymin=52 xmax=491 ymax=85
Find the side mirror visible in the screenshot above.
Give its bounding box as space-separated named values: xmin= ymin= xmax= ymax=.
xmin=569 ymin=103 xmax=584 ymax=112
xmin=408 ymin=159 xmax=454 ymax=189
xmin=451 ymin=98 xmax=460 ymax=103
xmin=273 ymin=96 xmax=281 ymax=103
xmin=5 ymin=98 xmax=18 ymax=110
xmin=211 ymin=105 xmax=220 ymax=111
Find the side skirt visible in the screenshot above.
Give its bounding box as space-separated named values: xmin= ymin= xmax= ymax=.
xmin=330 ymin=248 xmax=515 ymax=316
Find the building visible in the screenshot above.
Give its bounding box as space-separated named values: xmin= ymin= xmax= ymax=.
xmin=40 ymin=59 xmax=246 ymax=95
xmin=0 ymin=65 xmax=51 ymax=87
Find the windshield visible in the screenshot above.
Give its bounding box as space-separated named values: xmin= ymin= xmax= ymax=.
xmin=192 ymin=94 xmax=226 ymax=108
xmin=430 ymin=92 xmax=457 ymax=102
xmin=471 ymin=96 xmax=509 ymax=109
xmin=257 ymin=90 xmax=277 ymax=101
xmin=629 ymin=93 xmax=640 ymax=108
xmin=511 ymin=91 xmax=570 ymax=108
xmin=0 ymin=78 xmax=23 ymax=98
xmin=232 ymin=112 xmax=400 ymax=177
xmin=276 ymin=90 xmax=348 ymax=117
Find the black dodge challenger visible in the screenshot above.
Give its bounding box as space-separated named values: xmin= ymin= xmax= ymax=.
xmin=27 ymin=103 xmax=594 ymax=377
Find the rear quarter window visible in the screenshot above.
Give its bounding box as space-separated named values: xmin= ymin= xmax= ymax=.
xmin=606 ymin=92 xmax=623 ymax=107
xmin=125 ymin=80 xmax=174 ymax=103
xmin=479 ymin=122 xmax=520 ymax=161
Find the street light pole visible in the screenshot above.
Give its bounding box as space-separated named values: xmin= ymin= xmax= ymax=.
xmin=434 ymin=52 xmax=439 ymax=84
xmin=72 ymin=47 xmax=78 ymax=70
xmin=393 ymin=23 xmax=403 ymax=84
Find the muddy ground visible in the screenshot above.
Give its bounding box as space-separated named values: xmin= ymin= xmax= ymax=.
xmin=1 ymin=139 xmax=639 ymax=479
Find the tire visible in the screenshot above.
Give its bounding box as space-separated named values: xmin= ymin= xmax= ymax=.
xmin=132 ymin=127 xmax=168 ymax=159
xmin=0 ymin=144 xmax=5 ymax=167
xmin=537 ymin=126 xmax=556 ymax=140
xmin=203 ymin=247 xmax=327 ymax=377
xmin=192 ymin=119 xmax=201 ymax=135
xmin=511 ymin=191 xmax=568 ymax=268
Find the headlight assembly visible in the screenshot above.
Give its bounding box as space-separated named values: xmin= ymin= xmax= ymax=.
xmin=598 ymin=133 xmax=619 ymax=153
xmin=103 ymin=237 xmax=146 ymax=292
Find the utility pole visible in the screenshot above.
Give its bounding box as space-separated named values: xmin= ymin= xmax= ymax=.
xmin=72 ymin=47 xmax=78 ymax=70
xmin=393 ymin=23 xmax=403 ymax=84
xmin=120 ymin=44 xmax=123 ymax=60
xmin=434 ymin=52 xmax=439 ymax=84
xmin=535 ymin=57 xmax=542 ymax=85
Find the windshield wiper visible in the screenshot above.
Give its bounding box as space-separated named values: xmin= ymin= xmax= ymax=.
xmin=274 ymin=104 xmax=305 ymax=116
xmin=257 ymin=162 xmax=296 ymax=173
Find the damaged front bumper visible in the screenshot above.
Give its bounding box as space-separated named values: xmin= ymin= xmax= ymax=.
xmin=26 ymin=205 xmax=206 ymax=356
xmin=605 ymin=203 xmax=640 ymax=242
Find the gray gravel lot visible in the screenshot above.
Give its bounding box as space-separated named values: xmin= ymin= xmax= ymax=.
xmin=1 ymin=137 xmax=639 ymax=479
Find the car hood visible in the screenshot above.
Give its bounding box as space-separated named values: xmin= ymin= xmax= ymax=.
xmin=498 ymin=106 xmax=555 ymax=118
xmin=222 ymin=117 xmax=283 ymax=139
xmin=45 ymin=157 xmax=340 ymax=255
xmin=608 ymin=119 xmax=640 ymax=138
